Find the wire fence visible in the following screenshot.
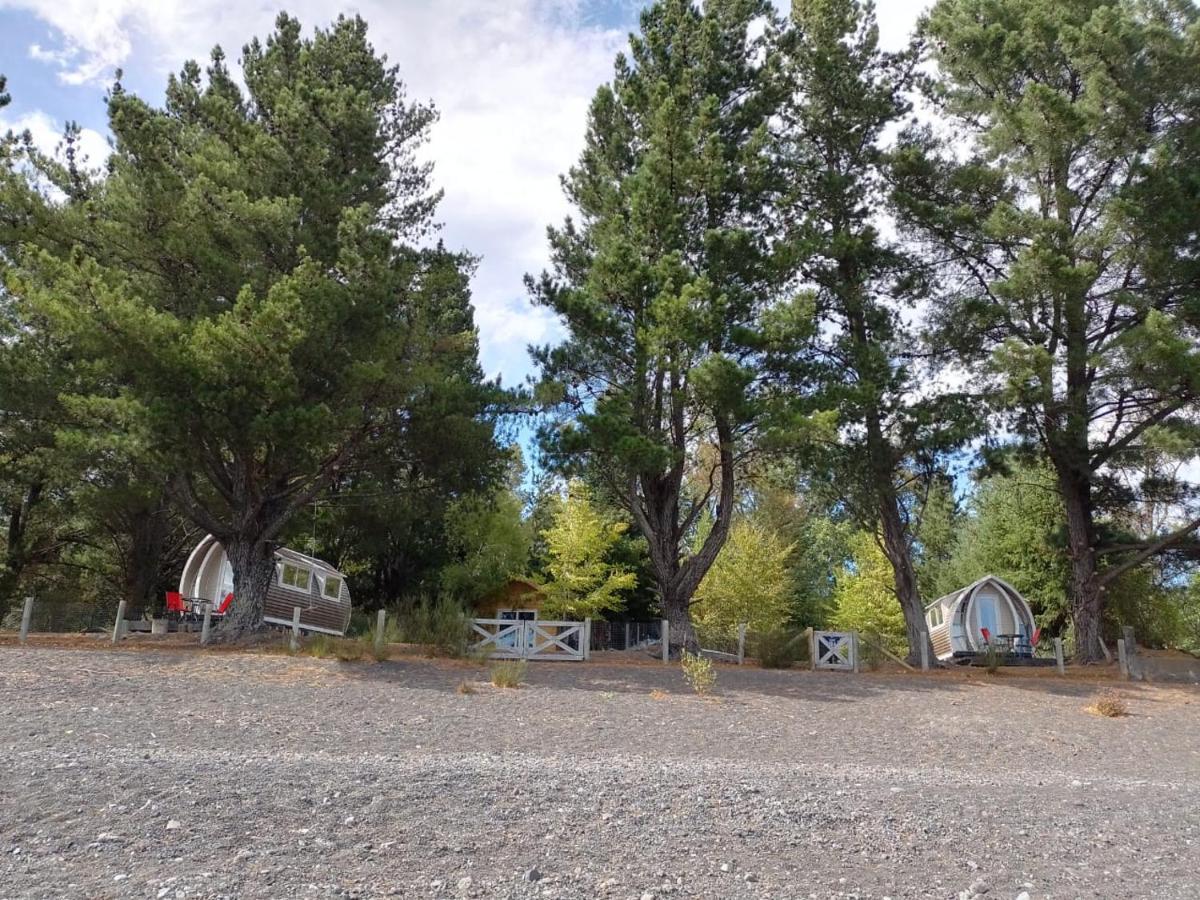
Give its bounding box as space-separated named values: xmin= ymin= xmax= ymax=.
xmin=587 ymin=620 xmax=663 ymax=653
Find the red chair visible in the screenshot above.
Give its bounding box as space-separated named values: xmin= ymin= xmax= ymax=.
xmin=1030 ymin=627 xmax=1041 ymax=648
xmin=165 ymin=592 xmax=185 ymax=614
xmin=216 ymin=593 xmax=233 ymax=615
xmin=980 ymin=627 xmax=991 ymax=645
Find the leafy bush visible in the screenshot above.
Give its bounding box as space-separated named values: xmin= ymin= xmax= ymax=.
xmin=681 ymin=650 xmax=716 ymax=695
xmin=398 ymin=594 xmax=471 ymax=657
xmin=490 ymin=660 xmax=526 ymax=688
xmin=1090 ymin=689 xmax=1128 ymax=718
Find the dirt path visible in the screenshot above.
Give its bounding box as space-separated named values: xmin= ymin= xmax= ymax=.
xmin=1 ymin=647 xmax=1197 ymax=899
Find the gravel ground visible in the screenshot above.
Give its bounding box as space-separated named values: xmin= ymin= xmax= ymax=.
xmin=0 ymin=646 xmax=1197 ymax=900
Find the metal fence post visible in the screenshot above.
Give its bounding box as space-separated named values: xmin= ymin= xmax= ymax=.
xmin=661 ymin=618 xmax=670 ymax=663
xmin=1054 ymin=637 xmax=1065 ymax=675
xmin=737 ymin=623 xmax=747 ymax=665
xmin=111 ymin=600 xmax=127 ymax=645
xmin=200 ymin=602 xmax=213 ymax=646
xmin=290 ymin=606 xmax=302 ymax=651
xmin=19 ymin=595 xmax=34 ymax=645
xmin=375 ymin=609 xmax=387 ymax=654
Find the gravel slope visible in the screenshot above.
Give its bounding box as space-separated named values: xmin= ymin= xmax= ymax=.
xmin=0 ymin=647 xmax=1197 ymax=900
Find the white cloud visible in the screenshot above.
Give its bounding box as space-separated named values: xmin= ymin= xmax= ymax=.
xmin=0 ymin=109 xmax=110 ymax=169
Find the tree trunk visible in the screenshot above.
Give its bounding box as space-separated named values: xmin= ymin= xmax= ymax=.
xmin=878 ymin=497 xmax=933 ymax=667
xmin=123 ymin=495 xmax=170 ymax=617
xmin=218 ymin=536 xmax=277 ymax=640
xmin=661 ymin=583 xmax=700 ymax=657
xmin=1058 ymin=467 xmax=1105 ymax=663
xmin=0 ymin=481 xmax=43 ymax=624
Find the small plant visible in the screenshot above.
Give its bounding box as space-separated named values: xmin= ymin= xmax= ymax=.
xmin=490 ymin=660 xmax=526 ymax=688
xmin=681 ymin=650 xmax=716 ymax=696
xmin=456 ymin=679 xmax=477 ymax=695
xmin=306 ymin=634 xmax=336 ymax=659
xmin=983 ymin=643 xmax=1002 ymax=674
xmin=1089 ymin=689 xmax=1128 ymax=718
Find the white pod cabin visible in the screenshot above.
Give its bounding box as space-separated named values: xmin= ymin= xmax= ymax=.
xmin=178 ymin=535 xmax=352 ymax=636
xmin=925 ymin=575 xmax=1038 ymax=661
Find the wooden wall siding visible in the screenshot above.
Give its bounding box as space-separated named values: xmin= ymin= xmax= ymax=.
xmin=263 ymin=579 xmax=351 ymax=635
xmin=929 ymin=622 xmax=953 ymax=659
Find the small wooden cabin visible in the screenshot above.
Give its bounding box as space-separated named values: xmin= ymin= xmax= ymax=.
xmin=178 ymin=535 xmax=352 ymax=636
xmin=473 ymin=578 xmax=546 ymax=622
xmin=925 ymin=575 xmax=1038 ymax=661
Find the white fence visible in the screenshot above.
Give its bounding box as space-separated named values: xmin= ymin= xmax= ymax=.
xmin=470 ymin=619 xmax=589 ymax=661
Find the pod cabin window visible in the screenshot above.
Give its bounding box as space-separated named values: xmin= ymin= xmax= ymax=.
xmin=280 ymin=562 xmax=312 ymax=593
xmin=322 ymin=575 xmax=342 ymax=600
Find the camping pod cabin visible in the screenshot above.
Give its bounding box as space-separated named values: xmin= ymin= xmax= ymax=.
xmin=925 ymin=575 xmax=1038 ymax=661
xmin=178 ymin=535 xmax=352 ymax=636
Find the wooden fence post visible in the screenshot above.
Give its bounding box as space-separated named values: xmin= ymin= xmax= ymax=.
xmin=19 ymin=595 xmax=34 ymax=645
xmin=111 ymin=600 xmax=127 ymax=645
xmin=661 ymin=618 xmax=670 ymax=663
xmin=375 ymin=609 xmax=387 ymax=654
xmin=1117 ymin=638 xmax=1130 ymax=680
xmin=624 ymin=621 xmax=631 ymax=651
xmin=920 ymin=639 xmax=930 ymax=672
xmin=200 ymin=602 xmax=212 ymax=646
xmin=737 ymin=623 xmax=747 ymax=665
xmin=807 ymin=627 xmax=816 ymax=671
xmin=290 ymin=606 xmax=302 ymax=652
xmin=851 ymin=632 xmax=861 ymax=674
xmin=1054 ymin=637 xmax=1065 ymax=675
xmin=583 ymin=618 xmax=592 ymax=661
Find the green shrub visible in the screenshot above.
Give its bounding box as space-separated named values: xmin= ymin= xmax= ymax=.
xmin=364 ymin=616 xmax=403 ymax=661
xmin=681 ymin=650 xmax=716 ymax=695
xmin=860 ymin=631 xmax=885 ymax=671
xmin=398 ymin=594 xmax=471 ymax=657
xmin=306 ymin=634 xmax=336 ymax=658
xmin=490 ymin=660 xmax=526 ymax=688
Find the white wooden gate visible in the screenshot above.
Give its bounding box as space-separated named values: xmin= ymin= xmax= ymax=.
xmin=813 ymin=630 xmax=858 ymax=671
xmin=470 ymin=618 xmax=588 ymax=661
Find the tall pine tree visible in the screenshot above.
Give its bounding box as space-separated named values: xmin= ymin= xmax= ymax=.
xmin=897 ymin=0 xmax=1200 ymax=660
xmin=529 ymin=0 xmax=789 ymax=652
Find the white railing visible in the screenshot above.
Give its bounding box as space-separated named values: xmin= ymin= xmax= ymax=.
xmin=470 ymin=618 xmax=588 ymax=661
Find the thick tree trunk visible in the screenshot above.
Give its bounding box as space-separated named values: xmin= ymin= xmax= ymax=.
xmin=1058 ymin=467 xmax=1106 ymax=663
xmin=878 ymin=497 xmax=933 ymax=667
xmin=661 ymin=583 xmax=700 ymax=657
xmin=218 ymin=536 xmax=277 ymax=640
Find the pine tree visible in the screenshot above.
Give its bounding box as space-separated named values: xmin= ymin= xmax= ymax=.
xmin=529 ymin=0 xmax=790 ymax=652
xmin=14 ymin=15 xmax=448 ymax=637
xmin=770 ymin=0 xmax=974 ymax=663
xmin=897 ymin=0 xmax=1200 ymax=661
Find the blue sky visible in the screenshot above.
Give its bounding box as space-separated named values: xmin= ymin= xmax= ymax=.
xmin=0 ymin=0 xmax=929 ymax=387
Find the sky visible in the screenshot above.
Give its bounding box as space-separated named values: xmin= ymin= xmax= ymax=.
xmin=0 ymin=0 xmax=932 ymax=386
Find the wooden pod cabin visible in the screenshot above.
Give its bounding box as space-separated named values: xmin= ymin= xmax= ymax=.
xmin=178 ymin=535 xmax=352 ymax=636
xmin=925 ymin=575 xmax=1037 ymax=661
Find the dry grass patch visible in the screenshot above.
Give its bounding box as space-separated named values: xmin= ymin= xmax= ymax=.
xmin=1088 ymin=689 xmax=1129 ymax=718
xmin=490 ymin=660 xmax=526 ymax=688
xmin=456 ymin=679 xmax=477 ymax=695
xmin=649 ymin=688 xmax=669 ymax=700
